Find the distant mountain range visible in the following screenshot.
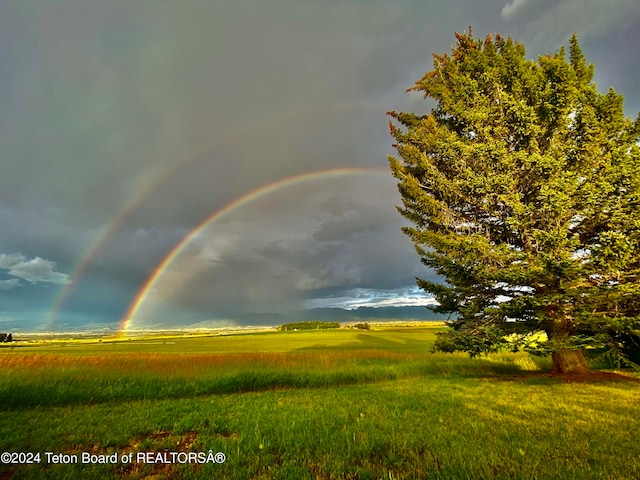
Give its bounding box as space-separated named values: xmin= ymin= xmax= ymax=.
xmin=236 ymin=306 xmax=451 ymax=326
xmin=16 ymin=306 xmax=450 ymax=335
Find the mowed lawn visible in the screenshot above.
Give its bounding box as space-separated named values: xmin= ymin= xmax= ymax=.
xmin=1 ymin=325 xmax=639 ymax=479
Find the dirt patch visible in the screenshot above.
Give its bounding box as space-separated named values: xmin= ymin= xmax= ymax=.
xmin=116 ymin=431 xmax=201 ymax=479
xmin=0 ymin=469 xmax=14 ymax=480
xmin=60 ymin=431 xmax=202 ymax=479
xmin=213 ymin=431 xmax=239 ymax=440
xmin=544 ymin=371 xmax=640 ymax=384
xmin=498 ymin=371 xmax=640 ymax=384
xmin=127 ymin=430 xmax=199 ymax=450
xmin=62 ymin=430 xmax=200 ymax=456
xmin=121 ymin=462 xmax=180 ymax=480
xmin=59 ymin=427 xmax=238 ymax=478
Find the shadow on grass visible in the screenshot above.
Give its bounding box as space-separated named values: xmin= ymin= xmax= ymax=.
xmin=294 ymin=333 xmax=431 ymax=353
xmin=487 ymin=370 xmax=640 ymax=385
xmin=2 ymin=353 xmax=634 ymax=411
xmin=0 ymin=369 xmax=400 ymax=411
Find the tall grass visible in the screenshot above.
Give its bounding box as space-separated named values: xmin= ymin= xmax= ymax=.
xmin=0 ymin=350 xmax=540 ymax=409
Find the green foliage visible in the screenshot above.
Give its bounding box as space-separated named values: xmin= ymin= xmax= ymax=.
xmin=278 ymin=321 xmax=341 ymax=331
xmin=388 ymin=30 xmax=640 ymax=366
xmin=353 ymin=323 xmax=371 ymax=330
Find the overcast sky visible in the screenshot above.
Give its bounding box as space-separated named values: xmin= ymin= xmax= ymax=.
xmin=1 ymin=0 xmax=639 ymax=332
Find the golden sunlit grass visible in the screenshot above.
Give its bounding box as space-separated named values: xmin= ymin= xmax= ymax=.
xmin=0 ymin=350 xmax=417 ymax=370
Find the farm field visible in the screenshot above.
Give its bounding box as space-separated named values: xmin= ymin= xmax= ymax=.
xmin=1 ymin=324 xmax=639 ymax=479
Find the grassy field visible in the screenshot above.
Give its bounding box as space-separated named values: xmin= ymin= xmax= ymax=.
xmin=1 ymin=324 xmax=639 ymax=479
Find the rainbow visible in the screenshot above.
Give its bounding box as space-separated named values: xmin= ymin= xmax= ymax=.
xmin=47 ymin=101 xmax=381 ymax=329
xmin=118 ymin=166 xmax=390 ymax=335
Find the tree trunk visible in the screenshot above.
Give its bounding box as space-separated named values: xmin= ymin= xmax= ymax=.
xmin=551 ymin=348 xmax=590 ymax=374
xmin=546 ymin=311 xmax=591 ymax=374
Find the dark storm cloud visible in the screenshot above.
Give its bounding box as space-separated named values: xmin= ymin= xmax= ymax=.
xmin=1 ymin=0 xmax=637 ymax=329
xmin=131 ymin=174 xmax=409 ymax=324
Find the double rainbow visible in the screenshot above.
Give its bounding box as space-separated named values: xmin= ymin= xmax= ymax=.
xmin=47 ymin=101 xmax=382 ymax=330
xmin=118 ymin=166 xmax=390 ymax=334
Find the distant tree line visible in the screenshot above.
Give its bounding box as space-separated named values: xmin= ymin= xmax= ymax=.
xmin=352 ymin=323 xmax=371 ymax=330
xmin=278 ymin=321 xmax=340 ymax=331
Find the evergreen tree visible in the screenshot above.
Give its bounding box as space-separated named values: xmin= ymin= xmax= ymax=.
xmin=388 ymin=30 xmax=640 ymax=373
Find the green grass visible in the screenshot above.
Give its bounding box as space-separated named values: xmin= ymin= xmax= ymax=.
xmin=2 ymin=327 xmax=440 ymax=354
xmin=1 ymin=326 xmax=639 ymax=479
